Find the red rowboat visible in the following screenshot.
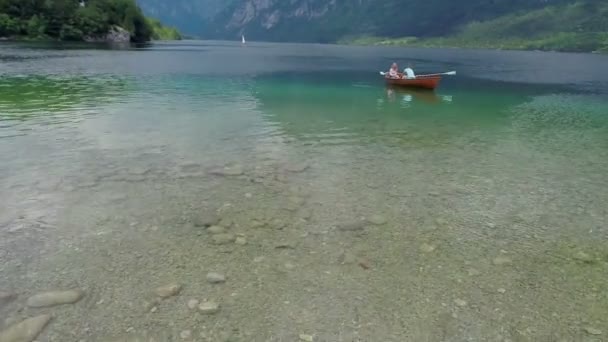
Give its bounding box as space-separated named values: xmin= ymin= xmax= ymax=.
xmin=385 ymin=74 xmax=441 ymax=90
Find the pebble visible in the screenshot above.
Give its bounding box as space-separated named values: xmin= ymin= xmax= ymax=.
xmin=337 ymin=221 xmax=366 ymax=231
xmin=235 ymin=237 xmax=247 ymax=245
xmin=206 ymin=272 xmax=226 ymax=284
xmin=0 ymin=314 xmax=52 ymax=342
xmin=154 ymin=283 xmax=182 ymax=298
xmin=187 ymin=299 xmax=200 ymax=310
xmin=299 ymin=334 xmax=314 ymax=342
xmin=150 ymin=306 xmax=158 ymax=313
xmin=497 ymin=288 xmax=506 ymax=294
xmin=180 ymin=330 xmax=192 ymax=339
xmin=367 ymin=215 xmax=387 ymax=225
xmin=198 ymin=301 xmax=220 ymax=314
xmin=26 ymin=289 xmax=84 ymax=308
xmin=419 ymin=243 xmax=436 ymax=253
xmin=584 ymin=327 xmax=602 ymax=335
xmin=454 ymin=299 xmax=467 ymax=307
xmin=492 ymin=256 xmax=512 ymax=265
xmin=212 ymin=233 xmax=236 ymax=245
xmin=207 ymin=226 xmax=226 ymax=234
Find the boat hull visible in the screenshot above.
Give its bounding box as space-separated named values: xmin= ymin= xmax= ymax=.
xmin=385 ymin=75 xmax=441 ymax=90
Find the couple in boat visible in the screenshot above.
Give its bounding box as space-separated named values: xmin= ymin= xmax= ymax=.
xmin=387 ymin=62 xmax=416 ymax=79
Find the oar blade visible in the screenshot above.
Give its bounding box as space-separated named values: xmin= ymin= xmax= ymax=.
xmin=445 ymin=71 xmax=457 ymax=76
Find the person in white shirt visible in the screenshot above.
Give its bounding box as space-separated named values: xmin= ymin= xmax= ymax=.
xmin=403 ymin=64 xmax=416 ymax=79
xmin=388 ymin=62 xmax=400 ymax=79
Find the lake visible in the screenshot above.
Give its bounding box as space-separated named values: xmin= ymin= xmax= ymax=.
xmin=0 ymin=40 xmax=607 ymax=341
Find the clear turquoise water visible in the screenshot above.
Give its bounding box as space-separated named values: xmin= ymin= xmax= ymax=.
xmin=0 ymin=41 xmax=607 ymax=341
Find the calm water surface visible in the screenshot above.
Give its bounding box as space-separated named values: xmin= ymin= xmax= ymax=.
xmin=1 ymin=41 xmax=607 ymax=341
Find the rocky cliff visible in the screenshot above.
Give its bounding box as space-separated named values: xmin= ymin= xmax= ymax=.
xmin=137 ymin=0 xmax=598 ymax=45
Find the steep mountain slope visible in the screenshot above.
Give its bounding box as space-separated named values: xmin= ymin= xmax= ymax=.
xmin=136 ymin=0 xmax=232 ymax=36
xmin=208 ymin=0 xmax=578 ymax=41
xmin=136 ymin=0 xmax=607 ymax=51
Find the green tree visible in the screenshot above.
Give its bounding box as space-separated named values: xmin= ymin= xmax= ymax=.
xmin=0 ymin=13 xmax=21 ymax=36
xmin=27 ymin=14 xmax=47 ymax=38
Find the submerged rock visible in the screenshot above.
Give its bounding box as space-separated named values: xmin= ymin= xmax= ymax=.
xmin=299 ymin=334 xmax=314 ymax=342
xmin=467 ymin=268 xmax=481 ymax=277
xmin=198 ymin=301 xmax=220 ymax=314
xmin=209 ymin=164 xmax=244 ymax=177
xmin=492 ymin=256 xmax=512 ymax=265
xmin=154 ymin=283 xmax=182 ymax=298
xmin=235 ymin=236 xmax=247 ymax=245
xmin=367 ymin=215 xmax=387 ymax=225
xmin=212 ymin=234 xmax=236 ymax=245
xmin=180 ymin=330 xmax=192 ymax=339
xmin=207 ymin=226 xmax=226 ymax=234
xmin=454 ymin=299 xmax=467 ymax=307
xmin=338 ymin=251 xmax=357 ymax=265
xmin=336 ymin=221 xmax=366 ymax=231
xmin=26 ymin=290 xmax=83 ymax=308
xmin=250 ymin=219 xmax=266 ymax=228
xmin=193 ymin=212 xmax=220 ymax=228
xmin=206 ymin=272 xmax=226 ymax=284
xmin=573 ymin=251 xmax=594 ymax=263
xmin=187 ymin=299 xmax=200 ymax=310
xmin=285 ymin=163 xmax=310 ymax=173
xmin=419 ymin=243 xmax=436 ymax=253
xmin=584 ymin=327 xmax=602 ymax=335
xmin=0 ymin=314 xmax=52 ymax=342
xmin=0 ymin=291 xmax=17 ymax=307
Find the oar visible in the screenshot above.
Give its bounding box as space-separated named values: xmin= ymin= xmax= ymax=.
xmin=419 ymin=71 xmax=457 ymax=77
xmin=380 ymin=71 xmax=456 ymax=77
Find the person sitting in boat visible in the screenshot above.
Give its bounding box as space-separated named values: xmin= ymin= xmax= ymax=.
xmin=388 ymin=62 xmax=400 ymax=79
xmin=403 ymin=64 xmax=416 ymax=79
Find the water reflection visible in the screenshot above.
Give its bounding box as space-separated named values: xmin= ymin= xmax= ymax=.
xmin=385 ymin=86 xmax=452 ymax=106
xmin=0 ymin=75 xmax=132 ymax=123
xmin=252 ymin=74 xmax=526 ymax=147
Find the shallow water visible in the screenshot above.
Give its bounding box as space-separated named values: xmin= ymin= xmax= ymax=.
xmin=1 ymin=40 xmax=607 ymax=341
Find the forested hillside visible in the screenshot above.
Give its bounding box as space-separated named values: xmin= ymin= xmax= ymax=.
xmin=137 ymin=0 xmax=608 ymax=52
xmin=0 ymin=0 xmax=180 ymax=42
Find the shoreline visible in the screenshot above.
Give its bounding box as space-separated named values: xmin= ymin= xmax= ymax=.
xmin=338 ymin=36 xmax=608 ymax=54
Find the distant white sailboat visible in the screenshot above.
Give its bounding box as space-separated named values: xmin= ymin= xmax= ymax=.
xmin=241 ymin=35 xmax=246 ymax=45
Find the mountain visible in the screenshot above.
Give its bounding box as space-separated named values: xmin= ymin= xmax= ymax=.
xmin=136 ymin=0 xmax=608 ymax=52
xmin=136 ymin=0 xmax=232 ymax=37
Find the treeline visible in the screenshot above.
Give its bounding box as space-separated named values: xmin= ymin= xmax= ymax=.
xmin=342 ymin=1 xmax=608 ymax=52
xmin=146 ymin=17 xmax=181 ymax=40
xmin=0 ymin=0 xmax=180 ymax=42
